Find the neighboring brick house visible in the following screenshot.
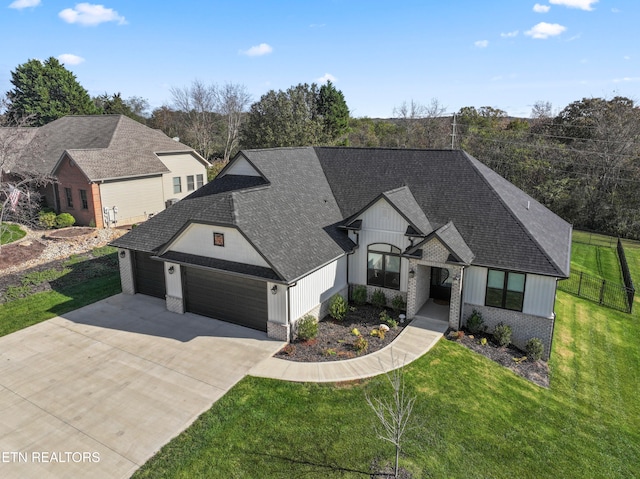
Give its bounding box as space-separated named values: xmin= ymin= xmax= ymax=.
xmin=1 ymin=115 xmax=209 ymax=227
xmin=112 ymin=147 xmax=572 ymax=360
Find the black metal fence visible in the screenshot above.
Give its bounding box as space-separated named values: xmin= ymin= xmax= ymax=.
xmin=617 ymin=238 xmax=636 ymax=313
xmin=559 ymin=270 xmax=634 ymax=313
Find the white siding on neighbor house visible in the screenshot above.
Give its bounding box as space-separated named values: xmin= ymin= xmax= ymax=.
xmin=100 ymin=176 xmax=164 ymax=226
xmin=164 ymin=262 xmax=182 ymax=298
xmin=158 ymin=152 xmax=208 ymax=202
xmin=462 ymin=265 xmax=557 ymax=318
xmin=168 ymin=224 xmax=270 ymax=268
xmin=462 ymin=266 xmax=487 ymax=305
xmin=289 ymin=257 xmax=347 ymax=320
xmin=222 ymin=156 xmax=261 ymax=177
xmin=267 ymin=282 xmax=288 ymax=324
xmin=523 ymin=274 xmax=557 ymax=318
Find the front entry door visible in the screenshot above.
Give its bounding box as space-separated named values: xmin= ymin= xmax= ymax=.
xmin=430 ymin=267 xmax=452 ymax=303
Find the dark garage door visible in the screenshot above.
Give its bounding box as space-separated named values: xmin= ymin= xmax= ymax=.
xmin=184 ymin=267 xmax=267 ymax=332
xmin=134 ymin=252 xmax=166 ymax=299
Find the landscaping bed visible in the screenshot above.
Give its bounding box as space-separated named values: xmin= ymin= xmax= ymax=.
xmin=447 ymin=329 xmax=549 ymax=388
xmin=43 ymin=227 xmax=97 ymax=240
xmin=276 ymin=303 xmax=409 ymax=362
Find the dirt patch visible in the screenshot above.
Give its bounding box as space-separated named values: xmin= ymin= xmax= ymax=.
xmin=447 ymin=330 xmax=549 ymax=388
xmin=276 ymin=304 xmax=409 ymax=362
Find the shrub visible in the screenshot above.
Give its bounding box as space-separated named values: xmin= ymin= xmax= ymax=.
xmin=371 ymin=289 xmax=386 ymax=308
xmin=351 ymin=328 xmax=360 ymax=337
xmin=55 ymin=213 xmax=76 ymax=228
xmin=379 ymin=310 xmax=398 ymax=329
xmin=329 ymin=293 xmax=348 ymax=321
xmin=525 ymin=338 xmax=544 ymax=361
xmin=353 ymin=336 xmax=368 ymax=354
xmin=282 ymin=344 xmax=296 ymax=356
xmin=296 ymin=315 xmax=318 ymax=341
xmin=324 ymin=348 xmax=337 ymax=357
xmin=371 ymin=328 xmax=386 ymax=340
xmin=352 ymin=285 xmax=367 ymax=306
xmin=466 ymin=309 xmax=485 ymax=334
xmin=480 ymin=337 xmax=487 ymax=346
xmin=391 ymin=294 xmax=406 ymax=312
xmin=38 ymin=211 xmax=57 ymax=229
xmin=492 ymin=322 xmax=512 ymax=347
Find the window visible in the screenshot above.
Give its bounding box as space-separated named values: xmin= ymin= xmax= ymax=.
xmin=187 ymin=175 xmax=195 ymax=191
xmin=485 ymin=269 xmax=525 ymax=311
xmin=196 ymin=174 xmax=204 ymax=189
xmin=173 ymin=176 xmax=182 ymax=194
xmin=213 ymin=232 xmax=225 ymax=247
xmin=64 ymin=187 xmax=73 ymax=208
xmin=79 ymin=189 xmax=88 ymax=209
xmin=367 ymin=243 xmax=401 ymax=290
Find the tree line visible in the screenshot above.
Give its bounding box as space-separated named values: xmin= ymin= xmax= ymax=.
xmin=2 ymin=57 xmax=639 ymax=239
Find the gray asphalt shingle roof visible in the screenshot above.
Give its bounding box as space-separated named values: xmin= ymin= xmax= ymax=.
xmin=1 ymin=115 xmax=199 ymax=180
xmin=113 ymin=146 xmax=572 ymax=281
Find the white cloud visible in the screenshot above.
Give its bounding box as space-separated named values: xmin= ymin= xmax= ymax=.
xmin=474 ymin=40 xmax=489 ymax=48
xmin=240 ymin=43 xmax=273 ymax=57
xmin=500 ymin=30 xmax=519 ymax=38
xmin=525 ymin=22 xmax=567 ymax=39
xmin=549 ymin=0 xmax=598 ymax=11
xmin=57 ymin=53 xmax=85 ymax=65
xmin=533 ymin=4 xmax=551 ymax=13
xmin=613 ymin=77 xmax=640 ymax=83
xmin=624 ymin=55 xmax=631 ymax=60
xmin=59 ymin=3 xmax=126 ymax=26
xmin=317 ymin=73 xmax=336 ymax=83
xmin=9 ymin=0 xmax=40 ymax=9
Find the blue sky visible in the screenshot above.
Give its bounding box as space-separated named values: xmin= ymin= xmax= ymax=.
xmin=1 ymin=0 xmax=638 ymax=118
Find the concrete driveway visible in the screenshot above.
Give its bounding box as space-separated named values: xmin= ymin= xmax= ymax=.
xmin=0 ymin=294 xmax=284 ymax=479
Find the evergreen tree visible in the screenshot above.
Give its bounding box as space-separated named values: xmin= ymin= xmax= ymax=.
xmin=6 ymin=57 xmax=99 ymax=126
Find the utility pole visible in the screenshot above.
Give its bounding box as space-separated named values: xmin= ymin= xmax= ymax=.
xmin=450 ymin=113 xmax=457 ymax=149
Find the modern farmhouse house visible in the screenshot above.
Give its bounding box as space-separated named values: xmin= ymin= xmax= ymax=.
xmin=112 ymin=147 xmax=572 ymax=359
xmin=1 ymin=114 xmax=209 ymax=227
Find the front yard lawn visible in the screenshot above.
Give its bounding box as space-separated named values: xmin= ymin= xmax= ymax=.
xmin=0 ymin=223 xmax=26 ymax=245
xmin=133 ymin=239 xmax=640 ymax=478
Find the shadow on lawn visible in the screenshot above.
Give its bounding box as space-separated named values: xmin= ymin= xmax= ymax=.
xmin=245 ymin=449 xmax=376 ymax=477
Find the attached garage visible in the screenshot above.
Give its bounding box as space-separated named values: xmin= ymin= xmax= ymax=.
xmin=134 ymin=252 xmax=166 ymax=298
xmin=184 ymin=267 xmax=268 ymax=332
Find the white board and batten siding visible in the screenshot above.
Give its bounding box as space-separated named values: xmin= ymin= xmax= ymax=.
xmin=158 ymin=152 xmax=208 ymax=202
xmin=463 ymin=265 xmax=557 ymax=318
xmin=268 ymin=282 xmax=288 ymax=324
xmin=222 ymin=156 xmax=261 ymax=177
xmin=348 ymin=198 xmax=412 ymax=292
xmin=100 ymin=176 xmax=164 ymax=226
xmin=168 ymin=224 xmax=270 ymax=268
xmin=289 ymin=257 xmax=348 ymax=321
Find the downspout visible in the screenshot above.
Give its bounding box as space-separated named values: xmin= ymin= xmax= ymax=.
xmin=457 ymin=266 xmax=466 ymax=329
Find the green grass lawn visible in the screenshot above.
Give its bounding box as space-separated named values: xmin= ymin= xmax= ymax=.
xmin=570 ymin=242 xmax=623 ymax=283
xmin=133 ymin=241 xmax=640 ymax=478
xmin=0 ymin=223 xmax=26 ymax=245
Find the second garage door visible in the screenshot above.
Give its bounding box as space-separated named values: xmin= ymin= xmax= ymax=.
xmin=184 ymin=267 xmax=268 ymax=332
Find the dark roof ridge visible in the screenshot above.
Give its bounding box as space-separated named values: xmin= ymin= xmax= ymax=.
xmin=316 ymin=146 xmax=460 ymax=153
xmin=462 ymin=151 xmax=563 ymax=276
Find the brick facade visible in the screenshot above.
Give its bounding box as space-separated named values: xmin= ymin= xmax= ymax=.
xmin=462 ymin=304 xmax=554 ymax=360
xmin=118 ymin=249 xmax=135 ymax=295
xmin=55 ymin=155 xmax=99 ymax=227
xmin=406 ymin=238 xmax=462 ymax=329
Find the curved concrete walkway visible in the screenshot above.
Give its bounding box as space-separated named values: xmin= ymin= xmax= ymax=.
xmin=250 ymin=315 xmax=448 ymax=382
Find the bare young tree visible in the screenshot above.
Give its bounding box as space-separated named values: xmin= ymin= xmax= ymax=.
xmin=0 ymin=98 xmax=54 ymax=251
xmin=170 ymin=79 xmax=220 ymax=160
xmin=365 ymin=354 xmax=417 ymax=479
xmin=216 ymin=83 xmax=252 ymax=163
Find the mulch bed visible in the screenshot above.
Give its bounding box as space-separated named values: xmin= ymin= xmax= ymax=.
xmin=447 ymin=330 xmax=549 ymax=388
xmin=0 ymin=240 xmax=47 ymax=270
xmin=44 ymin=227 xmax=96 ymax=239
xmin=276 ymin=304 xmax=409 ymax=362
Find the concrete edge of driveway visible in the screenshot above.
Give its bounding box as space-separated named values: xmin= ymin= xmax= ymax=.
xmin=249 ymin=316 xmax=448 ymax=383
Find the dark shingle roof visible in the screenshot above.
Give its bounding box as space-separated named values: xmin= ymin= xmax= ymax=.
xmin=158 ymin=251 xmax=280 ymax=281
xmin=113 ymin=146 xmax=571 ymax=281
xmin=1 ymin=115 xmax=200 ymax=180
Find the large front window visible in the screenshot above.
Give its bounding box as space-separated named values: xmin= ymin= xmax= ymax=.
xmin=485 ymin=269 xmax=525 ymax=311
xmin=367 ymin=244 xmax=401 ymax=290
